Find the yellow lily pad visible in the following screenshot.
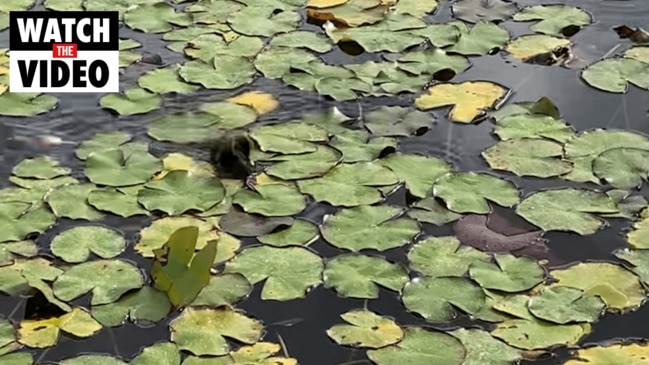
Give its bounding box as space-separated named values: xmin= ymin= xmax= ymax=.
xmin=506 ymin=34 xmax=570 ymax=61
xmin=227 ymin=91 xmax=279 ymax=115
xmin=414 ymin=81 xmax=509 ymax=123
xmin=18 ymin=308 xmax=101 ymax=348
xmin=307 ymin=0 xmax=349 ymax=7
xmin=152 ymin=153 xmax=215 ymax=181
xmin=564 ymin=342 xmax=649 ymax=365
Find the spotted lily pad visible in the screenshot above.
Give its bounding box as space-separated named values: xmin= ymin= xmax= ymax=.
xmin=225 ymin=245 xmax=323 ymax=301
xmin=138 ymin=65 xmax=200 ymax=94
xmin=232 ymin=183 xmax=306 ymax=217
xmin=258 ymin=219 xmax=319 ymax=247
xmin=323 ymin=254 xmax=409 ymax=299
xmin=99 ymin=88 xmax=162 ymax=115
xmin=85 ymin=149 xmax=162 ymax=187
xmin=469 ymin=254 xmax=545 ymax=292
xmin=50 ymin=225 xmax=125 ymax=263
xmin=528 ymin=286 xmax=606 ymax=324
xmin=380 ymin=153 xmax=451 ymax=198
xmin=327 ymin=309 xmax=404 ymax=348
xmin=191 ymin=273 xmax=252 ymax=307
xmin=449 ymin=328 xmax=522 ymax=365
xmin=364 ymin=106 xmax=435 ymax=137
xmin=592 ymin=147 xmax=649 ymax=189
xmin=91 ymin=287 xmax=172 ymax=327
xmin=491 ymin=317 xmax=591 ymax=350
xmin=17 ymin=307 xmax=101 ymax=348
xmin=402 ymin=276 xmax=486 ymax=322
xmin=45 ymin=183 xmax=104 ymax=221
xmin=367 ymin=327 xmax=466 ymax=365
xmin=321 ymin=205 xmax=420 ymax=252
xmin=408 ymin=236 xmax=490 ymax=278
xmin=433 ymin=172 xmax=520 ymax=214
xmin=137 ymin=171 xmax=225 ymax=215
xmin=452 ymin=0 xmax=518 ymax=23
xmin=12 ymin=156 xmax=70 ymax=180
xmin=513 ymin=5 xmax=592 ymax=36
xmin=482 ymin=139 xmax=573 ymax=178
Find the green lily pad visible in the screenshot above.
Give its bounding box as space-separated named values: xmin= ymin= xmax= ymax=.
xmin=564 ymin=343 xmax=649 ymax=365
xmin=493 ymin=114 xmax=575 ymax=143
xmin=263 ymin=145 xmax=342 ymax=180
xmin=527 ymin=286 xmax=606 ymax=324
xmin=326 ymin=21 xmax=426 ymax=53
xmin=0 ymin=240 xmax=38 ymax=266
xmin=250 ymin=122 xmax=329 ymax=155
xmin=433 ymin=172 xmax=519 ymax=214
xmin=326 ymin=309 xmax=404 ymax=348
xmin=491 ymin=318 xmax=591 ymax=350
xmin=91 ymin=287 xmax=172 ymax=327
xmin=124 ymin=2 xmax=191 ymax=33
xmin=228 ymin=7 xmax=300 ymax=37
xmin=602 ymin=190 xmax=647 ymax=219
xmin=329 ymin=129 xmax=396 ymax=163
xmin=380 ymin=153 xmax=451 ymax=198
xmin=0 ymin=92 xmax=58 ymax=117
xmin=225 ymin=245 xmax=323 ymax=301
xmin=469 ymin=254 xmax=545 ymax=292
xmin=367 ymin=327 xmax=466 ymax=365
xmin=482 ymin=139 xmax=573 ymax=178
xmin=185 ymin=0 xmax=243 ymax=24
xmin=452 ymin=0 xmax=517 ymax=23
xmin=191 ymin=273 xmax=252 ymax=307
xmin=53 ymin=259 xmax=145 ymax=305
xmin=135 ymin=216 xmax=218 ymax=257
xmin=258 ymin=219 xmax=319 ymax=247
xmin=218 ymin=207 xmax=294 ymax=237
xmin=137 ymin=171 xmax=225 ymax=215
xmin=0 ymin=257 xmax=62 ymax=297
xmin=85 ymin=148 xmax=162 ymax=187
xmin=449 ymin=328 xmax=522 ymax=365
xmin=45 ymin=183 xmax=104 ymax=220
xmin=50 ymin=225 xmax=125 ymax=263
xmin=119 ymin=38 xmax=142 ymax=67
xmin=232 ymin=183 xmax=306 ymax=217
xmin=408 ymin=236 xmax=490 ymax=278
xmin=402 ymin=276 xmax=486 ymax=322
xmin=132 ymin=343 xmax=180 ymax=365
xmin=513 ymin=5 xmax=592 ymax=36
xmin=12 ymin=156 xmax=70 ymax=180
xmin=505 ymin=34 xmax=571 ymax=63
xmin=515 ymin=188 xmax=618 ymax=235
xmin=407 ymin=197 xmax=462 ymax=225
xmin=147 ymin=112 xmax=222 ymax=143
xmin=151 ymin=226 xmax=217 ymax=308
xmin=76 ymin=131 xmax=135 ymax=160
xmin=270 ymin=30 xmax=332 ymax=53
xmin=592 ymin=147 xmax=649 ymax=189
xmin=99 ymin=88 xmax=161 ymax=115
xmin=445 ymin=21 xmax=510 ymax=56
xmin=9 ymin=175 xmax=78 ymax=191
xmin=549 ymin=262 xmax=646 ymax=311
xmin=59 ymin=355 xmax=126 ymax=365
xmin=185 ymin=34 xmax=264 ymax=62
xmin=323 ymin=254 xmax=409 ymax=299
xmin=0 ymin=202 xmax=56 ymax=242
xmin=179 ymin=57 xmax=256 ymax=90
xmin=564 ymin=129 xmax=649 ymax=183
xmin=491 ymin=96 xmax=561 ymax=121
xmin=200 ymin=102 xmax=258 ymax=129
xmin=169 ymin=307 xmax=263 ymax=356
xmin=253 ymin=46 xmax=318 ymax=79
xmin=138 ymin=65 xmax=200 ymax=94
xmin=581 ymin=57 xmax=649 ymax=93
xmin=297 ymin=162 xmax=400 ymax=207
xmin=88 ymin=186 xmax=149 ymax=218
xmin=321 ymin=205 xmax=420 ymax=252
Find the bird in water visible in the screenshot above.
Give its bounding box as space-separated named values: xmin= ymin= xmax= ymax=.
xmin=209 ymin=131 xmax=258 ymax=191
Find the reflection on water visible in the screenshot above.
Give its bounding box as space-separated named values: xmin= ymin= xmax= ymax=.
xmin=2 ymin=0 xmax=649 ymax=363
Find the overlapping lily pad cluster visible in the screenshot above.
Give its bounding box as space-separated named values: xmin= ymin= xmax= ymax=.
xmin=3 ymin=0 xmax=649 ymax=364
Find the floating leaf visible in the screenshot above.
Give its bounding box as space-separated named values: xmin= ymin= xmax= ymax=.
xmin=469 ymin=254 xmax=545 ymax=292
xmin=550 ymin=262 xmax=645 ymax=311
xmin=402 ymin=276 xmax=485 ymax=321
xmin=119 ymin=38 xmax=142 ymax=67
xmin=191 ymin=273 xmax=252 ymax=307
xmin=452 ymin=0 xmax=518 ymax=23
xmin=482 ymin=139 xmax=573 ymax=178
xmin=258 ymin=220 xmax=319 ymax=247
xmin=433 ymin=172 xmax=519 ymax=214
xmin=85 ymin=149 xmax=162 ymax=187
xmin=131 ymin=343 xmax=180 ymax=365
xmin=250 ymin=122 xmax=329 ymax=155
xmin=367 ymin=327 xmax=466 ymax=365
xmin=138 ymin=171 xmax=225 ymax=215
xmin=492 ymin=318 xmax=591 ymax=350
xmin=0 ymin=202 xmax=56 ymax=242
xmin=408 ymin=236 xmax=490 ymax=278
xmin=415 ymin=81 xmax=509 ymax=123
xmin=380 ymin=153 xmax=450 ymax=198
xmin=564 ymin=343 xmax=649 ymax=365
xmin=306 ymin=0 xmax=387 ymax=27
xmin=124 ymin=3 xmax=191 ymax=33
xmin=321 ymin=205 xmax=419 ymax=252
xmin=297 ymin=162 xmax=399 ymax=207
xmin=513 ymin=5 xmax=592 ymax=36
xmin=99 ymin=88 xmax=162 ymax=115
xmin=364 ymin=106 xmax=434 ymax=137
xmin=228 ymin=7 xmax=300 ymax=37
xmin=91 ymin=287 xmax=172 ymax=327
xmin=323 ymin=254 xmax=409 ymax=299
xmin=232 ymin=183 xmax=306 ymax=217
xmin=138 ymin=65 xmax=199 ymax=94
xmin=327 ymin=309 xmax=403 ymax=348
xmin=254 ymin=46 xmax=318 ymax=79
xmin=581 ymin=57 xmax=649 ymax=93
xmin=325 ymin=20 xmax=427 ymax=53
xmin=0 ymin=92 xmax=58 ymax=117
xmin=50 ymin=225 xmax=125 ymax=263
xmin=200 ymin=102 xmax=258 ymax=129
xmin=515 ymin=188 xmax=618 ymax=235
xmin=330 ymin=130 xmax=396 ymax=163
xmin=592 ymin=147 xmax=649 ymax=189
xmin=45 ymin=183 xmax=103 ymax=221
xmin=445 ymin=21 xmax=510 ymax=56
xmin=170 ymin=307 xmax=263 ymax=356
xmin=76 ymin=131 xmax=133 ymax=160
xmin=407 ymin=197 xmax=462 ymax=225
xmin=184 ymin=34 xmax=264 ymax=62
xmin=53 ymin=259 xmax=144 ymax=305
xmin=219 ymin=207 xmax=294 ymax=237
xmin=449 ymin=328 xmax=522 ymax=365
xmin=135 ymin=216 xmax=218 ymax=257
xmin=17 ymin=308 xmax=101 ymax=348
xmin=506 ymin=35 xmax=571 ymax=62
xmin=494 ymin=114 xmax=574 ymax=143
xmin=270 ymin=31 xmax=332 ymax=53
xmin=12 ymin=156 xmax=70 ymax=180
xmin=88 ymin=186 xmax=149 ymax=218
xmin=180 ymin=57 xmax=256 ymax=90
xmin=59 ymin=355 xmax=126 ymax=365
xmin=185 ymin=342 xmax=298 ymax=365
xmin=227 ymin=91 xmax=279 ymax=115
xmin=225 ymin=245 xmax=323 ymax=301
xmin=527 ymin=286 xmax=606 ymax=324
xmin=0 ymin=240 xmax=38 ymax=266
xmin=151 ymin=226 xmax=217 ymax=308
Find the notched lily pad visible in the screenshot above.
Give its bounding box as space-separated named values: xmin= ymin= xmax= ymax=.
xmin=326 ymin=309 xmax=403 ymax=349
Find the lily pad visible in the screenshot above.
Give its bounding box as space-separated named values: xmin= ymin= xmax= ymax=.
xmin=469 ymin=253 xmax=545 ymax=292
xmin=258 ymin=219 xmax=319 ymax=247
xmin=135 ymin=216 xmax=218 ymax=257
xmin=452 ymin=0 xmax=518 ymax=23
xmin=12 ymin=156 xmax=70 ymax=180
xmin=506 ymin=35 xmax=571 ymax=62
xmin=124 ymin=3 xmax=191 ymax=33
xmin=482 ymin=139 xmax=573 ymax=178
xmin=228 ymin=7 xmax=300 ymax=37
xmin=225 ymin=245 xmax=323 ymax=301
xmin=407 ymin=197 xmax=462 ymax=226
xmin=402 ymin=276 xmax=486 ymax=322
xmin=0 ymin=202 xmax=56 ymax=242
xmin=515 ymin=188 xmax=618 ymax=235
xmin=169 ymin=307 xmax=263 ymax=356
xmin=321 ymin=205 xmax=420 ymax=252
xmin=138 ymin=65 xmax=200 ymax=94
xmin=0 ymin=92 xmax=58 ymax=117
xmin=17 ymin=307 xmax=101 ymax=348
xmin=232 ymin=183 xmax=306 ymax=217
xmin=581 ymin=57 xmax=649 ymax=93
xmin=99 ymin=88 xmax=162 ymax=115
xmin=592 ymin=147 xmax=649 ymax=189
xmin=91 ymin=287 xmax=172 ymax=327
xmin=0 ymin=240 xmax=38 ymax=266
xmin=364 ymin=106 xmax=435 ymax=137
xmin=218 ymin=207 xmax=294 ymax=237
xmin=75 ymin=131 xmax=134 ymax=160
xmin=180 ymin=57 xmax=256 ymax=90
xmin=494 ymin=114 xmax=574 ymax=143
xmin=270 ymin=30 xmax=332 ymax=53
xmin=433 ymin=172 xmax=520 ymax=214
xmin=45 ymin=183 xmax=104 ymax=221
xmin=250 ymin=122 xmax=329 ymax=155
xmin=191 ymin=273 xmax=252 ymax=307
xmin=88 ymin=186 xmax=149 ymax=218
xmin=527 ymin=286 xmax=606 ymax=324
xmin=415 ymin=81 xmax=509 ymax=123
xmin=449 ymin=328 xmax=522 ymax=365
xmin=367 ymin=327 xmax=466 ymax=365
xmin=380 ymin=153 xmax=451 ymax=198
xmin=323 ymin=254 xmax=409 ymax=299
xmin=185 ymin=34 xmax=264 ymax=62
xmin=85 ymin=148 xmax=162 ymax=187
xmin=513 ymin=5 xmax=592 ymax=36
xmin=50 ymin=225 xmax=125 ymax=263
xmin=445 ymin=21 xmax=510 ymax=56
xmin=138 ymin=171 xmax=225 ymax=215
xmin=564 ymin=343 xmax=649 ymax=365
xmin=254 ymin=46 xmax=318 ymax=79
xmin=408 ymin=236 xmax=490 ymax=278
xmin=491 ymin=318 xmax=591 ymax=350
xmin=326 ymin=309 xmax=404 ymax=348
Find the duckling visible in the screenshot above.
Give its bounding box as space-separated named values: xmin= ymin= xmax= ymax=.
xmin=209 ymin=131 xmax=258 ymax=190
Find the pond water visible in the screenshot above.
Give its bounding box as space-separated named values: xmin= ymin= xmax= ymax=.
xmin=3 ymin=0 xmax=649 ymax=364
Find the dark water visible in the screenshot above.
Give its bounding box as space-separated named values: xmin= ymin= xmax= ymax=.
xmin=3 ymin=0 xmax=649 ymax=364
